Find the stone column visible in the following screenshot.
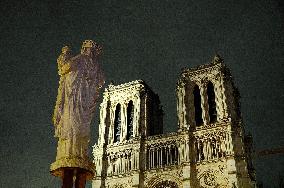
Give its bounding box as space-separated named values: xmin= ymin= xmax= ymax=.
xmin=220 ymin=73 xmax=229 ymax=119
xmin=197 ymin=140 xmax=200 ymax=161
xmin=98 ymin=102 xmax=107 ymax=146
xmin=185 ymin=140 xmax=190 ymax=162
xmin=125 ymin=153 xmax=129 ymax=172
xmin=148 ymin=149 xmax=151 ymax=169
xmin=151 ymin=149 xmax=154 ymax=169
xmin=177 ymin=80 xmax=187 ymax=130
xmin=131 ymin=150 xmax=135 ymax=170
xmin=166 ymin=147 xmax=169 ymax=165
xmin=122 ymin=154 xmax=125 ymax=173
xmin=120 ymin=103 xmax=127 ymax=142
xmin=132 ymin=148 xmax=139 ymax=170
xmin=207 ymin=139 xmax=212 ymax=160
xmin=109 ymin=105 xmax=116 ymax=144
xmin=213 ymin=77 xmax=223 ymax=121
xmin=169 ymin=145 xmax=172 ymax=164
xmin=133 ymin=96 xmax=141 ymax=137
xmin=200 ymin=85 xmax=209 ymax=125
xmin=202 ymin=140 xmax=206 ymax=161
xmin=160 ymin=147 xmax=163 ymax=167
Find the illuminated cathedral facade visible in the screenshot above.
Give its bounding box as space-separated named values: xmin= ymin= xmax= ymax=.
xmin=92 ymin=55 xmax=256 ymax=188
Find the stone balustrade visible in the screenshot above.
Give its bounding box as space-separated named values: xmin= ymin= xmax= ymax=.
xmin=145 ymin=132 xmax=189 ymax=170
xmin=193 ymin=128 xmax=234 ymax=163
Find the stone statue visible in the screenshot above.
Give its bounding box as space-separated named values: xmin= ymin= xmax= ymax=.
xmin=50 ymin=40 xmax=105 ymax=188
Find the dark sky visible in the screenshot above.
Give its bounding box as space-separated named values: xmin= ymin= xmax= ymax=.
xmin=0 ymin=0 xmax=283 ymax=187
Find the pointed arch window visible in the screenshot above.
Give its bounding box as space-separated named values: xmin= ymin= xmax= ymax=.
xmin=126 ymin=100 xmax=134 ymax=140
xmin=207 ymin=81 xmax=217 ymax=123
xmin=114 ymin=104 xmax=121 ymax=143
xmin=193 ymin=85 xmax=203 ymax=126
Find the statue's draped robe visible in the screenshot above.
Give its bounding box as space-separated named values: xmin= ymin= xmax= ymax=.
xmin=54 ymin=53 xmax=104 ymax=159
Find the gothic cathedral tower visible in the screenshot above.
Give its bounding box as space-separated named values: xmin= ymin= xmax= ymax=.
xmin=177 ymin=55 xmax=255 ymax=187
xmin=93 ymin=55 xmax=255 ymax=188
xmin=93 ymin=80 xmax=163 ymax=188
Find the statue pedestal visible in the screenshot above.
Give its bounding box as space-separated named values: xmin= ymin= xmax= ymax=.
xmin=50 ymin=138 xmax=96 ymax=187
xmin=50 ymin=156 xmax=95 ymax=180
xmin=50 ymin=157 xmax=95 ymax=188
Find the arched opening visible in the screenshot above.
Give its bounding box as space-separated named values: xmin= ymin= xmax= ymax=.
xmin=207 ymin=82 xmax=217 ymax=123
xmin=126 ymin=100 xmax=134 ymax=140
xmin=114 ymin=104 xmax=121 ymax=143
xmin=193 ymin=85 xmax=203 ymax=126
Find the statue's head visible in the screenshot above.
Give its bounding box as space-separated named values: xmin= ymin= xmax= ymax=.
xmin=61 ymin=46 xmax=71 ymax=55
xmin=81 ymin=40 xmax=102 ymax=57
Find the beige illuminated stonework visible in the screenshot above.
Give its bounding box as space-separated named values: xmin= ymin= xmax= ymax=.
xmin=50 ymin=40 xmax=104 ymax=185
xmin=92 ymin=55 xmax=256 ymax=188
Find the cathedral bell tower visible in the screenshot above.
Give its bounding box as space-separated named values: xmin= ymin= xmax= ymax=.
xmin=92 ymin=55 xmax=255 ymax=188
xmin=93 ymin=80 xmax=163 ymax=188
xmin=176 ymin=55 xmax=255 ymax=187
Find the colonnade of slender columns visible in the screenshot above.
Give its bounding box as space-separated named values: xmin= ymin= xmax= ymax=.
xmin=178 ymin=78 xmax=228 ymax=128
xmin=195 ymin=132 xmax=233 ymax=162
xmin=106 ymin=97 xmax=141 ymax=144
xmin=147 ymin=144 xmax=179 ymax=169
xmin=107 ymin=152 xmax=133 ymax=176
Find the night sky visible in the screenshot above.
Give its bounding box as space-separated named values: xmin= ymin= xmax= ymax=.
xmin=0 ymin=0 xmax=284 ymax=187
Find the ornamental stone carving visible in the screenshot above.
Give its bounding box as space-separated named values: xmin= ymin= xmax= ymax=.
xmin=198 ymin=169 xmax=229 ymax=188
xmin=145 ymin=173 xmax=182 ymax=188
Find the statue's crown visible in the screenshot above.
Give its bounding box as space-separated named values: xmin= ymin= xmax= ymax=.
xmin=212 ymin=53 xmax=223 ymax=64
xmin=82 ymin=40 xmax=96 ymax=48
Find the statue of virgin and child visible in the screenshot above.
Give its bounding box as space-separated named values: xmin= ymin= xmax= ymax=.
xmin=50 ymin=40 xmax=105 ymax=188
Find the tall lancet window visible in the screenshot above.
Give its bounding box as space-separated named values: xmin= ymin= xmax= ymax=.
xmin=126 ymin=100 xmax=134 ymax=140
xmin=114 ymin=104 xmax=121 ymax=143
xmin=207 ymin=81 xmax=217 ymax=123
xmin=193 ymin=85 xmax=203 ymax=126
